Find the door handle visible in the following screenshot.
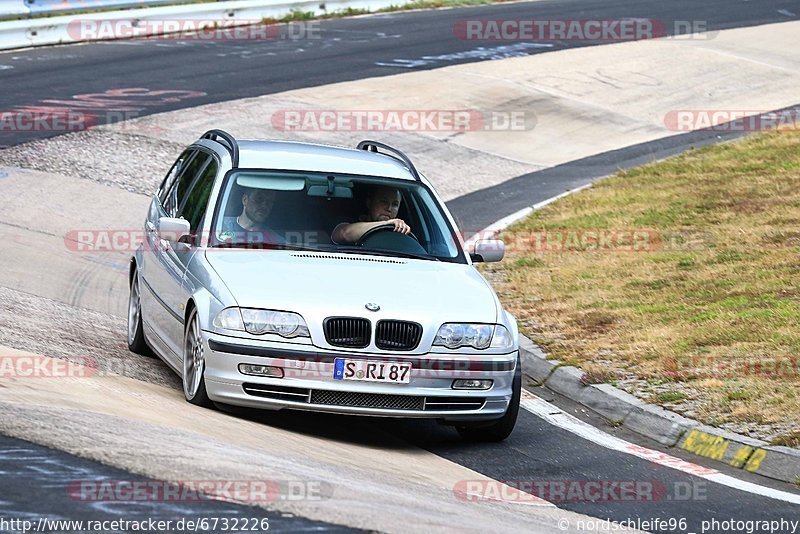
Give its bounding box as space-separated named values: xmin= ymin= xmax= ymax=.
xmin=146 ymin=221 xmax=156 ymax=233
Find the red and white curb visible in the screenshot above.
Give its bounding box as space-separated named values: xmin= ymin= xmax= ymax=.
xmin=520 ymin=390 xmax=800 ymax=505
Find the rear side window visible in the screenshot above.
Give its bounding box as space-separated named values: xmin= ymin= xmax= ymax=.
xmin=180 ymin=158 xmax=219 ymax=232
xmin=164 ymin=152 xmax=212 ymax=217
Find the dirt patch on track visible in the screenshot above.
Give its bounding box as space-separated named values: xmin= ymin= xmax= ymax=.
xmin=0 ymin=286 xmax=178 ymax=389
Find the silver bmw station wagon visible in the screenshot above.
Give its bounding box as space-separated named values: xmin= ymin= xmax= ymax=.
xmin=128 ymin=130 xmax=521 ymax=441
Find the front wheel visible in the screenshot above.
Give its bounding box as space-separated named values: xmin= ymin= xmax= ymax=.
xmin=183 ymin=308 xmax=213 ymax=408
xmin=456 ymin=356 xmax=521 ymax=442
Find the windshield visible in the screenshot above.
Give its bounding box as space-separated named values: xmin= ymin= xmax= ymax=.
xmin=210 ymin=169 xmax=466 ymax=263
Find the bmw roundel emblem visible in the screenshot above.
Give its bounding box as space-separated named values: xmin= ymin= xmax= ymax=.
xmin=365 ymin=303 xmax=380 ymax=312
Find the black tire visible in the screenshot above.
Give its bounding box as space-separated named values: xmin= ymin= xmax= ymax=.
xmin=127 ymin=271 xmax=154 ymax=357
xmin=456 ymin=356 xmax=521 ymax=442
xmin=183 ymin=308 xmax=213 ymax=408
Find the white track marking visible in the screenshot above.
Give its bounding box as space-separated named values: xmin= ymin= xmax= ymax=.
xmin=520 ymin=391 xmax=800 ymax=505
xmin=464 ymin=183 xmax=592 ymax=248
xmin=458 ymin=490 xmax=555 ymax=507
xmin=375 ymin=43 xmax=554 ymax=68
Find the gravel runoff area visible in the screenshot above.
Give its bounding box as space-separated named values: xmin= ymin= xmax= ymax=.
xmin=0 ymin=123 xmax=538 ymax=205
xmin=0 ymin=130 xmax=185 ymax=196
xmin=0 ymin=115 xmax=540 ymax=204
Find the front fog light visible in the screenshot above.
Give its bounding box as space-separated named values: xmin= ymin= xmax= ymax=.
xmin=452 ymin=379 xmax=493 ymax=390
xmin=239 ymin=364 xmax=284 ymax=378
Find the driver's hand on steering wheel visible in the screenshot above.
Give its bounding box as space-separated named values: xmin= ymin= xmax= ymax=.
xmin=384 ymin=218 xmax=411 ymax=235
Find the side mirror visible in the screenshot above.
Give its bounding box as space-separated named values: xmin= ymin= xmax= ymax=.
xmin=158 ymin=217 xmax=191 ymax=243
xmin=470 ymin=239 xmax=505 ymax=263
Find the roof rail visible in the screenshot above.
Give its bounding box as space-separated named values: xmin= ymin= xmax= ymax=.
xmin=201 ymin=129 xmax=239 ymax=168
xmin=356 ymin=140 xmax=421 ymax=182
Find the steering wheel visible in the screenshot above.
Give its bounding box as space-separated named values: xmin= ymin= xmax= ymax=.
xmin=356 ymin=223 xmax=419 ymax=246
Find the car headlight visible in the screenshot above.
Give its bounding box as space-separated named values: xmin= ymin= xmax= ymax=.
xmin=213 ymin=307 xmax=310 ymax=338
xmin=489 ymin=324 xmax=513 ymax=349
xmin=433 ymin=323 xmax=513 ymax=350
xmin=214 ymin=308 xmax=245 ymax=331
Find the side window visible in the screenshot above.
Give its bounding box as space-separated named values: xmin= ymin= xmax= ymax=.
xmin=180 ymin=158 xmax=219 ymax=233
xmin=404 ymin=192 xmax=430 ymax=245
xmin=164 ymin=152 xmax=211 ymax=217
xmin=158 ymin=149 xmax=194 ymax=204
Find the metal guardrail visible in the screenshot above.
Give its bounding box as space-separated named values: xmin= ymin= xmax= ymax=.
xmin=27 ymin=0 xmax=190 ymax=15
xmin=0 ymin=0 xmax=30 ymax=17
xmin=0 ymin=0 xmax=400 ymax=50
xmin=1 ymin=0 xmax=198 ymax=18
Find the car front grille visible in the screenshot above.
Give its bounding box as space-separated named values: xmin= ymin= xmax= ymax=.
xmin=375 ymin=320 xmax=422 ymax=351
xmin=311 ymin=390 xmax=425 ymax=410
xmin=323 ymin=317 xmax=370 ymax=348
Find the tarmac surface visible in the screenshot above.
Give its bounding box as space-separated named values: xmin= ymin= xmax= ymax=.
xmin=1 ymin=1 xmax=800 ymax=532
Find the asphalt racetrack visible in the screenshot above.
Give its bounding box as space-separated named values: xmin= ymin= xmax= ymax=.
xmin=1 ymin=0 xmax=799 ymax=532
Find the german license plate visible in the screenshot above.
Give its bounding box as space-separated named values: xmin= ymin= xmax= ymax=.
xmin=333 ymin=358 xmax=412 ymax=384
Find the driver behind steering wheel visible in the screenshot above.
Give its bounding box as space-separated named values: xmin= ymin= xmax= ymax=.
xmin=332 ymin=185 xmax=411 ymax=244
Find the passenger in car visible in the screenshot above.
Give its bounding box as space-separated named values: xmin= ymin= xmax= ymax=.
xmin=219 ymin=187 xmax=285 ymax=244
xmin=331 ymin=186 xmax=411 ymax=244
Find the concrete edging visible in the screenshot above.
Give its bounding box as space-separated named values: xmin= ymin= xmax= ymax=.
xmin=520 ymin=335 xmax=800 ymax=485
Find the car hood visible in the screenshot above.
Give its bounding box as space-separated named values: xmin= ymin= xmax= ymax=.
xmin=205 ymin=249 xmax=499 ymax=324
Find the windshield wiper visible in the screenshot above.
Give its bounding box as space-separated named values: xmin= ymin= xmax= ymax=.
xmin=380 ymin=249 xmax=441 ymax=261
xmin=331 ymin=245 xmax=440 ymax=261
xmin=210 ymin=242 xmax=321 ymax=252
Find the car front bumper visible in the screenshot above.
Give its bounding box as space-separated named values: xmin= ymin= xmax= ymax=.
xmin=202 ymin=332 xmax=518 ymax=422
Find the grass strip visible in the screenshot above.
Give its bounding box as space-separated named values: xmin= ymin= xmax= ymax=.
xmin=484 ymin=128 xmax=800 ymax=442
